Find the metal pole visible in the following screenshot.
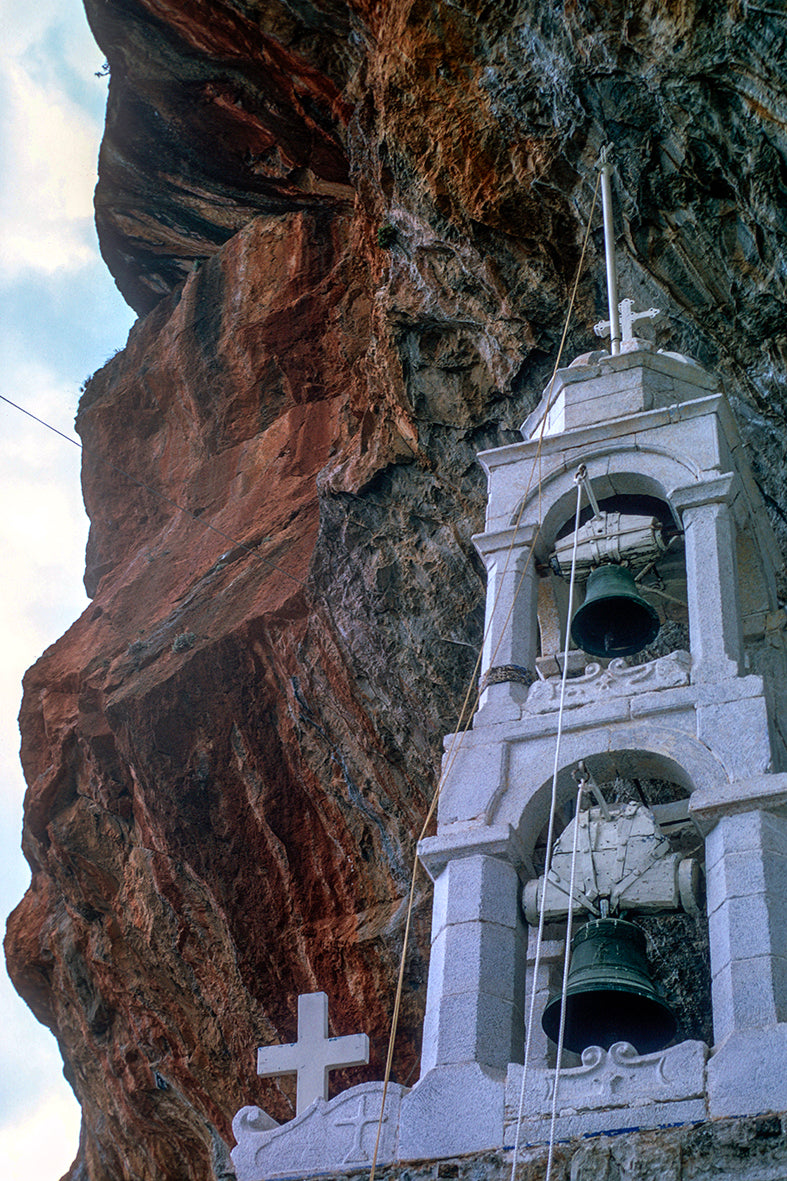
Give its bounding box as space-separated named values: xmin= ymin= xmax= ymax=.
xmin=598 ymin=147 xmax=621 ymax=356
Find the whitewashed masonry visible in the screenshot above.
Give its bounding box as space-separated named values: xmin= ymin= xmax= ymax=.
xmin=233 ymin=336 xmax=787 ymax=1177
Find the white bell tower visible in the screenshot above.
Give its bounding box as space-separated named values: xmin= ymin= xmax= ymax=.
xmin=233 ymin=157 xmax=787 ymax=1176
xmin=410 ymin=321 xmax=787 ymax=1155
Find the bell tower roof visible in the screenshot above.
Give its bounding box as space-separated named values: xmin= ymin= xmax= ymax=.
xmin=521 ymin=345 xmax=720 ymax=441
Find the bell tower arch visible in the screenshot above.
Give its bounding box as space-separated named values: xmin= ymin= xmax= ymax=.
xmin=231 ymin=146 xmax=787 ymax=1179
xmin=407 ymin=336 xmax=787 ymax=1158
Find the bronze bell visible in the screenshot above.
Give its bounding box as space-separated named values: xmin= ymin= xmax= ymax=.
xmin=541 ymin=917 xmax=677 ymax=1055
xmin=570 ymin=564 xmax=660 ymax=658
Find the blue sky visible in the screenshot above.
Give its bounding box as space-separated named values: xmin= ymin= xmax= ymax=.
xmin=0 ymin=0 xmax=136 ymax=1175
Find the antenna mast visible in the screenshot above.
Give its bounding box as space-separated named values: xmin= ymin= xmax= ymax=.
xmin=598 ymin=146 xmax=621 ymax=356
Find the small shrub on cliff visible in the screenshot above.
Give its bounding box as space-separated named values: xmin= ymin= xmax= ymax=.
xmin=377 ymin=223 xmax=397 ymax=248
xmin=172 ymin=632 xmax=196 ymax=653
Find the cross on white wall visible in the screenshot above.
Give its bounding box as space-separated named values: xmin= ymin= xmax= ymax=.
xmin=336 ymin=1093 xmax=388 ymax=1164
xmin=257 ymin=992 xmax=369 ymax=1116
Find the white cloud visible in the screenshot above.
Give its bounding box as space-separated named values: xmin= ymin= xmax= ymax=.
xmin=0 ymin=457 xmax=86 ymax=1166
xmin=0 ymin=359 xmax=88 ymax=1181
xmin=0 ymin=0 xmax=109 ymax=280
xmin=0 ymin=61 xmax=99 ymax=277
xmin=0 ymin=6 xmax=133 ymax=1178
xmin=0 ymin=1085 xmax=81 ymax=1181
xmin=0 ymin=0 xmax=106 ymax=92
xmin=0 ymin=0 xmax=67 ymax=56
xmin=0 ymin=363 xmax=87 ymax=577
xmin=0 ymin=361 xmax=88 ymax=821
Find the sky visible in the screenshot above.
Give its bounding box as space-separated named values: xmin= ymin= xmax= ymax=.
xmin=0 ymin=0 xmax=136 ymax=1176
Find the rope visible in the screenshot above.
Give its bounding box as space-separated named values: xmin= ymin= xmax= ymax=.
xmin=545 ymin=775 xmax=585 ymax=1181
xmin=369 ymin=170 xmax=603 ymax=1181
xmin=508 ymin=473 xmax=583 ymax=1181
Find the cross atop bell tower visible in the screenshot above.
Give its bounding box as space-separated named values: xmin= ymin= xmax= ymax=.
xmin=233 ymin=149 xmax=787 ymax=1180
xmin=594 ymin=297 xmax=663 ymax=351
xmin=593 ymin=146 xmax=664 ymax=353
xmin=410 ymin=147 xmax=787 ymax=1155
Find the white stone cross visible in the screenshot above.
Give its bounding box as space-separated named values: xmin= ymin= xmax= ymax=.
xmin=594 ymin=297 xmax=662 ymax=344
xmin=257 ymin=992 xmax=369 ymax=1116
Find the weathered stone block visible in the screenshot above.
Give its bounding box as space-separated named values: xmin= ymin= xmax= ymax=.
xmin=697 ymin=698 xmax=773 ymax=779
xmin=520 ymin=352 xmax=719 ymax=441
xmin=706 ymin=850 xmax=769 ymax=910
xmin=437 ymin=740 xmax=508 ymax=828
xmin=431 ymin=854 xmax=520 ymax=934
xmin=705 ymin=810 xmax=786 ymax=870
xmin=525 ymin=652 xmax=691 ymax=716
xmin=399 ymin=1063 xmax=504 ymax=1162
xmin=505 ymin=1040 xmax=708 ymax=1127
xmin=431 ymin=920 xmax=520 ymax=1002
xmin=231 ymin=1082 xmax=408 ymax=1180
xmin=712 ymin=956 xmax=787 ymax=1039
xmin=709 ymin=895 xmax=787 ymax=970
xmin=427 ymin=989 xmax=522 ymax=1070
xmin=708 ymin=1025 xmax=787 ymax=1116
xmin=690 ymin=774 xmax=787 ymax=836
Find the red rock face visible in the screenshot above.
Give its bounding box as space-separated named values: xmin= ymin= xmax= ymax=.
xmin=85 ymin=0 xmax=359 ymax=313
xmin=6 ymin=1 xmax=787 ymax=1178
xmin=6 ymin=202 xmax=498 ymax=1178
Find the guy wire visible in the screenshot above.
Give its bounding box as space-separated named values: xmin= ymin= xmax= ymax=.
xmin=369 ymin=169 xmax=602 ymax=1181
xmin=508 ymin=473 xmax=583 ymax=1181
xmin=0 ymin=392 xmax=307 ymax=587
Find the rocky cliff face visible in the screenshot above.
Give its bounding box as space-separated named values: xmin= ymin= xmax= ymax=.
xmin=5 ymin=2 xmax=787 ymax=1179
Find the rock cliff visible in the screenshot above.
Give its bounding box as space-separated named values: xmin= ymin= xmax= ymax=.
xmin=5 ymin=2 xmax=787 ymax=1178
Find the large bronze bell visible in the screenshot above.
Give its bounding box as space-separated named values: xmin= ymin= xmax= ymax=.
xmin=541 ymin=917 xmax=677 ymax=1055
xmin=570 ymin=564 xmax=660 ymax=658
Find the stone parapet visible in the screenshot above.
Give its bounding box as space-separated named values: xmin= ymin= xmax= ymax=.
xmin=234 ymin=1102 xmax=787 ymax=1180
xmin=520 ymin=347 xmax=719 ymax=441
xmin=505 ymin=1040 xmax=708 ymax=1145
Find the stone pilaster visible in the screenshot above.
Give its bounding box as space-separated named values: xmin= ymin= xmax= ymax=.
xmin=691 ymin=794 xmax=787 ymax=1116
xmin=672 ymin=475 xmax=744 ymax=683
xmin=418 ymin=850 xmax=525 ymax=1075
xmin=706 ymin=809 xmax=787 ymax=1042
xmin=473 ymin=525 xmax=539 ymax=723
